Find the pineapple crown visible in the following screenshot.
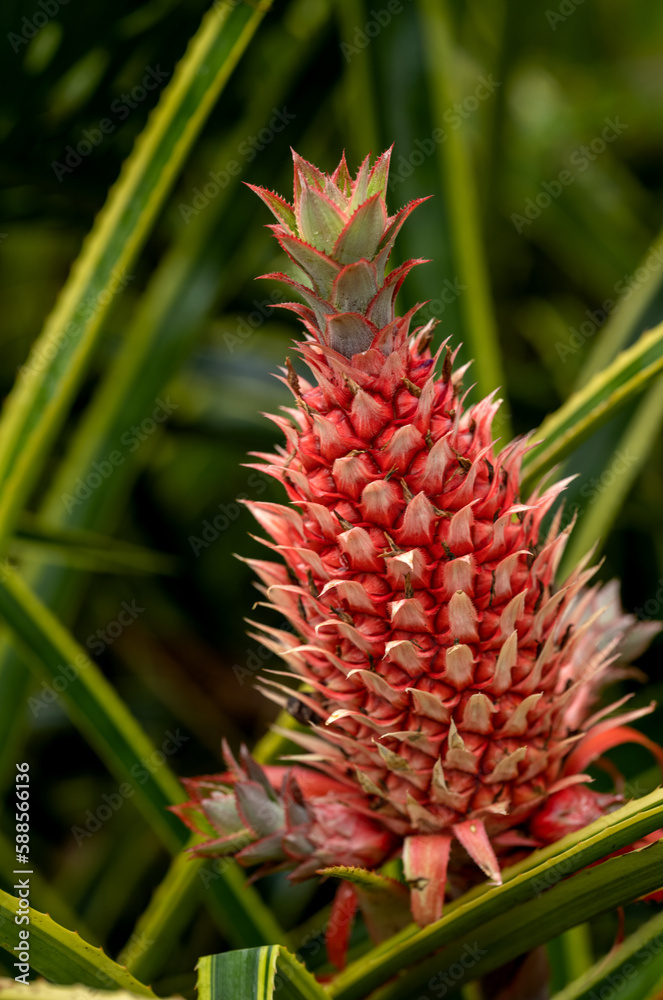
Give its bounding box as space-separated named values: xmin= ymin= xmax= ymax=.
xmin=247 ymin=148 xmax=428 ymax=357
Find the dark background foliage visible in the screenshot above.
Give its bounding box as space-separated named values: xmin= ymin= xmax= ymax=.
xmin=1 ymin=0 xmax=663 ymax=993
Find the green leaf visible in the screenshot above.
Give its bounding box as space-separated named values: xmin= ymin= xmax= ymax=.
xmin=559 ymin=374 xmax=663 ymax=577
xmin=335 ymin=0 xmax=380 ymax=163
xmin=0 ymin=0 xmax=294 ymax=955
xmin=369 ymin=840 xmax=663 ymax=1000
xmin=0 ymin=570 xmax=284 ymax=947
xmin=12 ymin=516 xmax=175 ymax=575
xmin=328 ymin=787 xmax=663 ymax=1000
xmin=521 ymin=320 xmax=663 ymax=492
xmin=0 ymin=832 xmax=96 ymax=943
xmin=0 ymin=985 xmax=180 ymax=1000
xmin=116 ymin=844 xmax=202 ymax=983
xmin=416 ymin=0 xmax=508 ymax=434
xmin=547 ymin=925 xmax=594 ymax=994
xmin=0 ymin=569 xmax=184 ymax=849
xmin=0 ymin=889 xmax=155 ymax=995
xmin=298 ymin=186 xmax=347 ymax=254
xmin=318 ymin=866 xmax=400 ymax=891
xmin=79 ymin=8 xmax=331 ymax=966
xmin=0 ymin=0 xmax=273 ymax=550
xmin=551 ymin=908 xmax=663 ymax=1000
xmin=196 ymin=947 xmax=328 ymax=1000
xmin=577 ymin=226 xmax=663 ymax=384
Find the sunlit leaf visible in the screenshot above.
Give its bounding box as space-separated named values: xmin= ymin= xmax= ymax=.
xmin=196 ymin=947 xmax=328 ymax=1000
xmin=522 ymin=321 xmax=663 ymax=491
xmin=0 ymin=0 xmax=274 ymax=549
xmin=0 ymin=890 xmax=156 ymax=994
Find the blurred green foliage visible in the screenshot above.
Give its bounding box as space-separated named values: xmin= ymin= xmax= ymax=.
xmin=2 ymin=0 xmax=663 ymax=994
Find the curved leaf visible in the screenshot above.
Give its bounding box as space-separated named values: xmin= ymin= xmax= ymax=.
xmin=116 ymin=845 xmax=203 ymax=983
xmin=0 ymin=890 xmax=155 ymax=995
xmin=12 ymin=517 xmax=175 ymax=575
xmin=0 ymin=985 xmax=180 ymax=1000
xmin=522 ymin=320 xmax=663 ymax=491
xmin=0 ymin=569 xmax=184 ymax=850
xmin=369 ymin=840 xmax=663 ymax=1000
xmin=0 ymin=569 xmax=285 ymax=947
xmin=417 ymin=0 xmax=508 ymax=431
xmin=551 ymin=909 xmax=663 ymax=1000
xmin=328 ymin=787 xmax=663 ymax=1000
xmin=0 ymin=0 xmax=273 ymax=550
xmin=577 ymin=226 xmax=663 ymax=384
xmin=559 ymin=374 xmax=663 ymax=576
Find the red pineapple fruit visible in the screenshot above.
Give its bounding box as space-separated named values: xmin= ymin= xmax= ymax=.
xmin=173 ymin=148 xmax=663 ymax=942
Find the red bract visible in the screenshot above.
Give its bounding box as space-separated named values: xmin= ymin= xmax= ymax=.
xmin=173 ymin=149 xmax=662 ymax=959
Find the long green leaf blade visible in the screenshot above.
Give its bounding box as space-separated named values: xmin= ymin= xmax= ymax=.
xmin=416 ymin=0 xmax=508 ymax=431
xmin=559 ymin=374 xmax=663 ymax=576
xmin=67 ymin=7 xmax=329 ymax=964
xmin=0 ymin=890 xmax=155 ymax=995
xmin=0 ymin=833 xmax=96 ymax=943
xmin=551 ymin=909 xmax=663 ymax=1000
xmin=329 ymin=787 xmax=663 ymax=1000
xmin=0 ymin=570 xmax=184 ymax=850
xmin=117 ymin=842 xmax=205 ymax=983
xmin=577 ymin=227 xmax=663 ymax=384
xmin=197 ymin=947 xmax=328 ymax=1000
xmin=0 ymin=570 xmax=284 ymax=947
xmin=0 ymin=0 xmax=272 ymax=549
xmin=371 ymin=841 xmax=663 ymax=1000
xmin=521 ymin=320 xmax=663 ymax=492
xmin=0 ymin=985 xmax=181 ymax=1000
xmin=12 ymin=517 xmax=175 ymax=575
xmin=547 ymin=925 xmax=593 ymax=994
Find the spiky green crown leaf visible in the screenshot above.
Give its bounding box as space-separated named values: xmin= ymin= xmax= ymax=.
xmin=247 ymin=149 xmax=429 ymax=356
